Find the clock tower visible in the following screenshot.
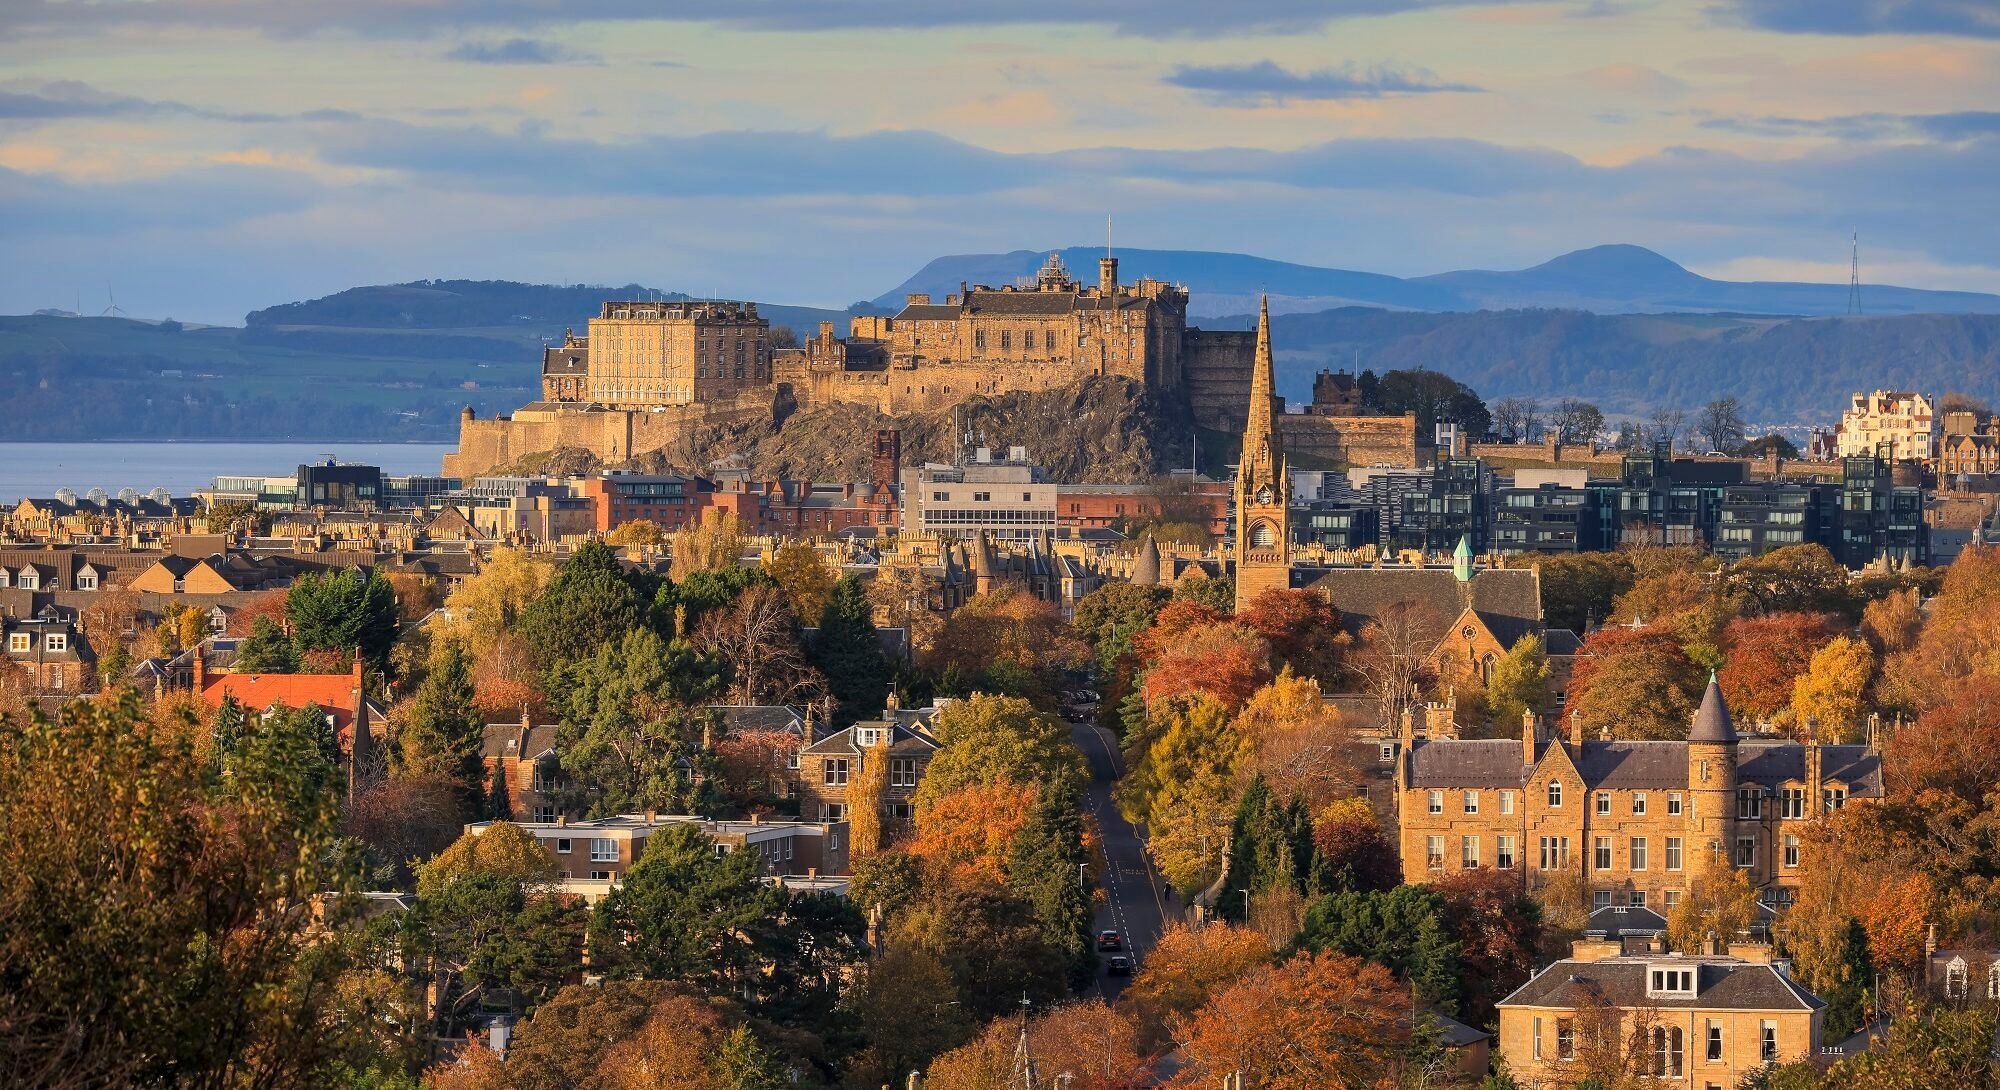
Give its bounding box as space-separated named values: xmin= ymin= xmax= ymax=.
xmin=1233 ymin=296 xmax=1291 ymax=612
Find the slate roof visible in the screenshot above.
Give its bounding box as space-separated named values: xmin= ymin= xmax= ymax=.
xmin=480 ymin=723 xmax=561 ymax=761
xmin=706 ymin=705 xmax=806 ymax=735
xmin=542 ymin=345 xmax=588 ymax=375
xmin=1306 ymin=567 xmax=1542 ymax=639
xmin=1409 ymin=738 xmax=1531 ymax=788
xmin=1500 ymin=957 xmax=1823 ymax=1013
xmin=801 ymin=718 xmax=939 ymax=757
xmin=964 ymin=292 xmax=1081 ymax=316
xmin=1739 ymin=741 xmax=1884 ymax=797
xmin=1544 ymin=627 xmax=1584 ymax=656
xmin=1573 ymin=741 xmax=1690 ymax=790
xmin=895 ymin=304 xmax=961 ymax=322
xmin=1584 ymin=905 xmax=1669 ymax=937
xmin=1689 ymin=677 xmax=1738 ymax=743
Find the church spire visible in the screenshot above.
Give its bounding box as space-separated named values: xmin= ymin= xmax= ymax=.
xmin=1247 ymin=294 xmax=1276 ymax=440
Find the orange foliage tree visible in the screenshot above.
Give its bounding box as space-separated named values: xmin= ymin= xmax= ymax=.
xmin=1170 ymin=951 xmax=1410 ymax=1090
xmin=1233 ymin=671 xmax=1355 ymax=811
xmin=1122 ymin=922 xmax=1272 ymax=1050
xmin=925 ymin=586 xmax=1089 ymax=699
xmin=907 ymin=781 xmax=1040 ymax=882
xmin=1140 ymin=623 xmax=1272 ymax=712
xmin=1567 ymin=624 xmax=1706 ymax=739
xmin=1235 ymin=588 xmax=1350 ymax=683
xmin=1717 ymin=612 xmax=1840 ymax=722
xmin=1134 ymin=599 xmax=1224 ymax=661
xmin=1887 ymin=675 xmax=2000 ymax=806
xmin=925 ymin=1001 xmax=1145 ymax=1090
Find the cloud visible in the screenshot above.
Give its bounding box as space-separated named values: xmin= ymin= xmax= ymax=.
xmin=1700 ymin=110 xmax=2000 ymax=141
xmin=445 ymin=38 xmax=600 ymax=64
xmin=0 ymin=162 xmax=324 ymax=237
xmin=0 ymin=80 xmax=363 ymax=125
xmin=0 ymin=0 xmax=1514 ymax=38
xmin=1722 ymin=0 xmax=2000 ymax=38
xmin=1164 ymin=60 xmax=1483 ymax=104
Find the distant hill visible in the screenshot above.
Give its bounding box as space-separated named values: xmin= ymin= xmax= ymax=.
xmin=1235 ymin=307 xmax=2000 ymax=424
xmin=871 ymin=244 xmax=2000 ymax=319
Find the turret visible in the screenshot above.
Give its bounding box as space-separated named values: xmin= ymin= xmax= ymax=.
xmin=1452 ymin=534 xmax=1474 ymax=583
xmin=1686 ymin=673 xmax=1739 ymax=865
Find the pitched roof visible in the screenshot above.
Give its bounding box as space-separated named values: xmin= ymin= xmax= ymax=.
xmin=480 ymin=723 xmax=561 ymax=760
xmin=1409 ymin=738 xmax=1531 ymax=789
xmin=1500 ymin=957 xmax=1823 ymax=1013
xmin=1306 ymin=567 xmax=1541 ymax=639
xmin=706 ymin=705 xmax=806 ymax=735
xmin=1584 ymin=905 xmax=1669 ymax=937
xmin=201 ymin=672 xmax=362 ymax=728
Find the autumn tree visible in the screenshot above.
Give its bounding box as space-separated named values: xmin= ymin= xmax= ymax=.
xmin=1717 ymin=612 xmax=1840 ymax=723
xmin=1140 ymin=621 xmax=1273 ymax=711
xmin=1666 ymin=850 xmax=1760 ymax=953
xmin=766 ymin=538 xmax=835 ymax=623
xmin=850 ymin=944 xmax=978 ymax=1081
xmin=1312 ymin=797 xmax=1401 ymax=894
xmin=1172 ymin=573 xmax=1236 ymax=615
xmin=669 ymin=509 xmax=747 ymax=580
xmin=915 ymin=694 xmax=1088 ymax=807
xmin=343 ymin=772 xmax=468 ymax=884
xmin=1235 ymin=671 xmax=1354 ymax=810
xmin=925 ymin=586 xmax=1089 ymax=701
xmin=1567 ymin=625 xmax=1705 ymax=739
xmin=1073 ymin=581 xmax=1169 ymax=672
xmin=1859 ymin=586 xmax=1923 ymax=655
xmin=848 ymin=737 xmax=889 ymax=860
xmin=867 ymin=555 xmax=943 ymax=653
xmin=1485 ymin=633 xmax=1551 ymax=729
xmin=1511 ymin=551 xmax=1634 ymax=633
xmin=1170 ymin=951 xmax=1411 ymax=1090
xmin=441 ymin=546 xmax=554 ymax=658
xmin=692 ymin=583 xmax=822 ymax=707
xmin=1236 ymin=587 xmax=1349 ymax=683
xmin=1124 ymin=923 xmax=1272 ymax=1051
xmin=1789 ymin=635 xmax=1877 ymax=741
xmin=1725 ymin=544 xmax=1859 ymax=619
xmin=0 ymin=693 xmax=363 ymax=1086
xmin=1432 ymin=867 xmax=1544 ymax=1024
xmin=1351 ymin=601 xmax=1447 ymax=732
xmin=927 ymin=1001 xmax=1145 ymax=1090
xmin=604 ymin=518 xmax=663 ymax=550
xmin=1120 ymin=694 xmax=1240 ymax=892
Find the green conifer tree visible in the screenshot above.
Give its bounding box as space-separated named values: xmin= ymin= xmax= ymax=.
xmin=395 ymin=639 xmax=484 ymax=810
xmin=812 ymin=576 xmax=891 ymax=725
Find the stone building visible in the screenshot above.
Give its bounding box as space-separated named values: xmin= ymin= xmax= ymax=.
xmin=581 ymin=300 xmax=772 ymax=407
xmin=2 ymin=607 xmax=96 ymax=696
xmin=481 ymin=716 xmax=564 ymax=824
xmin=794 ymin=702 xmax=940 ymax=832
xmin=1497 ymin=940 xmax=1824 ymax=1089
xmin=1395 ymin=680 xmax=1882 ymax=911
xmin=465 ymin=812 xmax=850 ymax=892
xmin=1836 ymin=389 xmax=1935 ymax=462
xmin=1940 ymin=409 xmax=2000 ymax=478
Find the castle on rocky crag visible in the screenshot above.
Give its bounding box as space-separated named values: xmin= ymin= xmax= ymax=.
xmin=444 ymin=253 xmax=1428 ymax=479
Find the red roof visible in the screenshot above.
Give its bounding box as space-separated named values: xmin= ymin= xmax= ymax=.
xmin=201 ymin=672 xmax=362 ymax=734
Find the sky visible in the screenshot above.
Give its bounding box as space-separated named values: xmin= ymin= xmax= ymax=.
xmin=3 ymin=0 xmax=1998 ymax=325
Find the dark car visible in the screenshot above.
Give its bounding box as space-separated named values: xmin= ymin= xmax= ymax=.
xmin=1096 ymin=930 xmax=1123 ymax=951
xmin=1106 ymin=954 xmax=1133 ymax=976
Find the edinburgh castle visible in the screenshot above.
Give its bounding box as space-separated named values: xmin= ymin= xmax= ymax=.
xmin=444 ymin=253 xmax=1426 ymax=478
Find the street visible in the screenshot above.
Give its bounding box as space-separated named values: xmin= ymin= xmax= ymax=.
xmin=1071 ymin=720 xmax=1181 ymax=1000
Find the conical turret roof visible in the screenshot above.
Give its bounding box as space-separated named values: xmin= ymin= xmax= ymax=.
xmin=1132 ymin=532 xmax=1161 ymax=586
xmin=1688 ymin=672 xmax=1737 ymax=743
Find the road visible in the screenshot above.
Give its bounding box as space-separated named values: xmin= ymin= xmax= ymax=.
xmin=1070 ymin=719 xmax=1181 ymax=1000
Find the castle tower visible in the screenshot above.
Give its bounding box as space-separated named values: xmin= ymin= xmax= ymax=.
xmin=1233 ymin=296 xmax=1291 ymax=613
xmin=1686 ymin=673 xmax=1739 ymax=867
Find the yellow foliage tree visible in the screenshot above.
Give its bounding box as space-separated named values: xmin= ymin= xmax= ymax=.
xmin=848 ymin=739 xmax=889 ymax=860
xmin=415 ymin=821 xmax=559 ymax=900
xmin=766 ymin=539 xmax=835 ymax=623
xmin=668 ymin=509 xmax=746 ymax=580
xmin=604 ymin=519 xmax=663 ymax=549
xmin=1666 ymin=850 xmax=1761 ymax=954
xmin=440 ymin=546 xmax=554 ymax=658
xmin=1233 ymin=671 xmax=1354 ymax=810
xmin=1790 ymin=635 xmax=1876 ymax=742
xmin=1123 ymin=922 xmax=1272 ymax=1051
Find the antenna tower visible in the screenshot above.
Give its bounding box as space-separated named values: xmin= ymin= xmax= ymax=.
xmin=1846 ymin=229 xmax=1861 ymax=316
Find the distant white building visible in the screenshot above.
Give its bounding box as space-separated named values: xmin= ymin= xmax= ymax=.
xmin=900 ymin=446 xmax=1057 ymax=541
xmin=1837 ymin=390 xmax=1935 ymax=462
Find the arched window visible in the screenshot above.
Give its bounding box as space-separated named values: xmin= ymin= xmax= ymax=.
xmin=1651 ymin=1026 xmax=1683 ymax=1077
xmin=1250 ymin=522 xmax=1277 ymax=548
xmin=1948 ymin=957 xmax=1968 ymax=999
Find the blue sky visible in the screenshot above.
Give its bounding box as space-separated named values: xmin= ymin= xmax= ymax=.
xmin=2 ymin=0 xmax=1997 ymax=324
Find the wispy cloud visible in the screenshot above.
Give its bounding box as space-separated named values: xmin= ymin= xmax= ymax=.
xmin=1165 ymin=60 xmax=1482 ymax=105
xmin=0 ymin=80 xmax=361 ymax=125
xmin=445 ymin=38 xmax=601 ymax=65
xmin=1721 ymin=0 xmax=2000 ymax=38
xmin=0 ymin=0 xmax=1513 ymax=39
xmin=1700 ymin=110 xmax=2000 ymax=141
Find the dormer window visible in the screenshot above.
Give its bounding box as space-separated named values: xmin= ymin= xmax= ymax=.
xmin=44 ymin=634 xmax=66 ymax=652
xmin=75 ymin=568 xmax=98 ymax=591
xmin=1648 ymin=966 xmax=1696 ymax=997
xmin=857 ymin=727 xmax=883 ymax=748
xmin=7 ymin=634 xmax=28 ymax=653
xmin=17 ymin=568 xmax=37 ymax=590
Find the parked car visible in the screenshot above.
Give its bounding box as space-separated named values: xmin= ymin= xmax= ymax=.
xmin=1106 ymin=954 xmax=1133 ymax=976
xmin=1097 ymin=930 xmax=1123 ymax=951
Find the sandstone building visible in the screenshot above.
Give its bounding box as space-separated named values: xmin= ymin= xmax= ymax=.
xmin=1395 ymin=680 xmax=1881 ymax=912
xmin=1233 ymin=298 xmax=1291 ymax=612
xmin=1836 ymin=389 xmax=1934 ymax=462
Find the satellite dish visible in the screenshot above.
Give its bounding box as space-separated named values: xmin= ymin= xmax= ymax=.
xmin=118 ymin=487 xmax=139 ymax=503
xmin=55 ymin=487 xmax=76 ymax=506
xmin=85 ymin=487 xmax=108 ymax=504
xmin=148 ymin=487 xmax=172 ymax=505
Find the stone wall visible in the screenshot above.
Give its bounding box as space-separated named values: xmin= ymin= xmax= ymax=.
xmin=1182 ymin=328 xmax=1257 ymax=431
xmin=441 ymin=392 xmax=774 ymax=479
xmin=785 ymin=360 xmax=1101 ymax=417
xmin=1279 ymin=414 xmax=1425 ymax=469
